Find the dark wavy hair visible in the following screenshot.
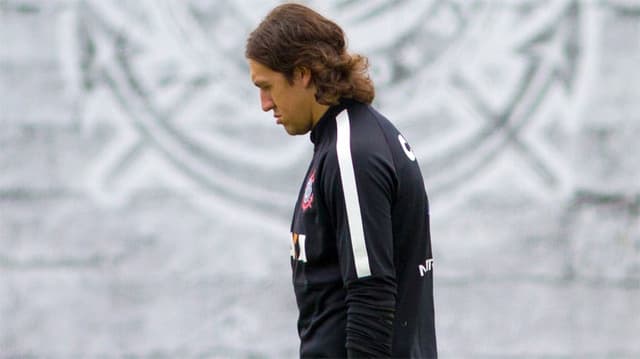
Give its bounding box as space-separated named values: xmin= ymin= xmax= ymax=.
xmin=245 ymin=3 xmax=375 ymax=105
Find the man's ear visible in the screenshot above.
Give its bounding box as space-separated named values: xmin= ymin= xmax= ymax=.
xmin=294 ymin=67 xmax=313 ymax=88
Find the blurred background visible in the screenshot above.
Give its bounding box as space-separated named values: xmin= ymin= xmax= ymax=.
xmin=1 ymin=0 xmax=639 ymax=358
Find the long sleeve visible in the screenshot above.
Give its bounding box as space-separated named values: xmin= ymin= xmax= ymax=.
xmin=322 ymin=109 xmax=398 ymax=356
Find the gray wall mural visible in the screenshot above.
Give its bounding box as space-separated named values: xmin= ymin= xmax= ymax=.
xmin=1 ymin=0 xmax=639 ymax=357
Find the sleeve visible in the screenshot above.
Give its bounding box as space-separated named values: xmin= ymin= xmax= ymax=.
xmin=322 ymin=112 xmax=398 ymax=357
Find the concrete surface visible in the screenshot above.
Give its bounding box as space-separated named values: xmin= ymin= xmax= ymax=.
xmin=1 ymin=1 xmax=639 ymax=358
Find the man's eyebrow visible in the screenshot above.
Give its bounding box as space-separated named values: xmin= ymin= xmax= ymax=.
xmin=254 ymin=80 xmax=269 ymax=88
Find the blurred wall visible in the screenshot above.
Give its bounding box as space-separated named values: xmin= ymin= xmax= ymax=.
xmin=1 ymin=0 xmax=639 ymax=358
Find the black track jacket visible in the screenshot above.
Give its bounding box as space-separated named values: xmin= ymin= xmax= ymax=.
xmin=290 ymin=99 xmax=437 ymax=358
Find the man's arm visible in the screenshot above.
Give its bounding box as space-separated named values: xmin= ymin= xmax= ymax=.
xmin=323 ymin=110 xmax=398 ymax=356
xmin=344 ymin=276 xmax=396 ymax=356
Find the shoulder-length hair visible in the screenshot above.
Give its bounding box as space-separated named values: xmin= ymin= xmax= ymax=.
xmin=245 ymin=3 xmax=375 ymax=105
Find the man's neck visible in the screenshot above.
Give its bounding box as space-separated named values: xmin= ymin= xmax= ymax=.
xmin=311 ymin=102 xmax=330 ymax=129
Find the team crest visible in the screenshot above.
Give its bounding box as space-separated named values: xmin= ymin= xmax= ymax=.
xmin=302 ymin=170 xmax=315 ymax=211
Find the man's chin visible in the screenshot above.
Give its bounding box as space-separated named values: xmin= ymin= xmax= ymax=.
xmin=284 ymin=126 xmax=306 ymax=136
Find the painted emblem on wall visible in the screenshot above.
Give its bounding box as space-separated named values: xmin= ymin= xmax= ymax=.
xmin=64 ymin=0 xmax=597 ymax=221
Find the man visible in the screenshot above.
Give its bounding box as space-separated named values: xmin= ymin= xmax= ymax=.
xmin=245 ymin=3 xmax=437 ymax=358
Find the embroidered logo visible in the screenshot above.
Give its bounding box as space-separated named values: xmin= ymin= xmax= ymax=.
xmin=302 ymin=170 xmax=315 ymax=211
xmin=418 ymin=258 xmax=434 ymax=277
xmin=398 ymin=134 xmax=417 ymax=162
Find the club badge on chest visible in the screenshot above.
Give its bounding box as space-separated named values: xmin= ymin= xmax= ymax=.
xmin=302 ymin=170 xmax=315 ymax=211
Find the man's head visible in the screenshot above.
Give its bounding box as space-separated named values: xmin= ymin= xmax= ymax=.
xmin=248 ymin=58 xmax=320 ymax=135
xmin=246 ymin=3 xmax=375 ymax=135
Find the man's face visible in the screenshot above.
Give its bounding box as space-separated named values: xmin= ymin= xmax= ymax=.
xmin=249 ymin=59 xmax=316 ymax=135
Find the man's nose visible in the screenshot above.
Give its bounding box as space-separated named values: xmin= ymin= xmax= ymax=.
xmin=260 ymin=90 xmax=274 ymax=112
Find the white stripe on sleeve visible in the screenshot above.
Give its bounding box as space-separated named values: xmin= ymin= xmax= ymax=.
xmin=335 ymin=110 xmax=371 ymax=278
